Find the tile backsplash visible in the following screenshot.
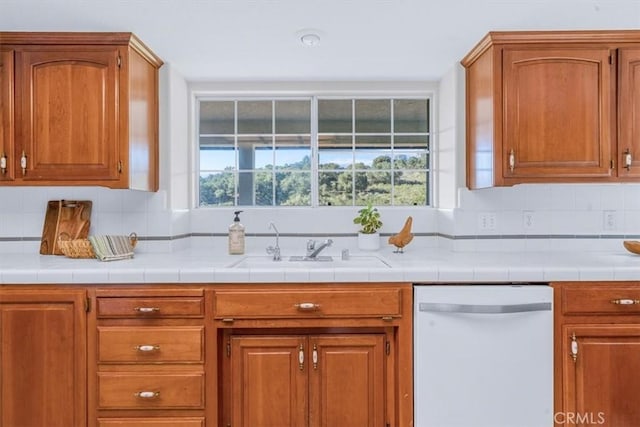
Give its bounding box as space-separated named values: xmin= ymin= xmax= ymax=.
xmin=1 ymin=182 xmax=638 ymax=253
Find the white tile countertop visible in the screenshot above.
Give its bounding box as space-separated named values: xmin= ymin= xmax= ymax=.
xmin=1 ymin=237 xmax=639 ymax=284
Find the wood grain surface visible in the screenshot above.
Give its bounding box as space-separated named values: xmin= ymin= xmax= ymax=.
xmin=39 ymin=200 xmax=92 ymax=255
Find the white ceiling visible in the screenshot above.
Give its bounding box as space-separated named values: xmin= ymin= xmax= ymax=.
xmin=1 ymin=0 xmax=639 ymax=82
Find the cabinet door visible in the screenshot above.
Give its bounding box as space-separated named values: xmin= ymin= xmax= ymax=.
xmin=0 ymin=48 xmax=14 ymax=181
xmin=17 ymin=47 xmax=121 ymax=183
xmin=562 ymin=325 xmax=640 ymax=427
xmin=619 ymin=48 xmax=640 ymax=177
xmin=503 ymin=48 xmax=614 ymax=179
xmin=0 ymin=289 xmax=87 ymax=427
xmin=229 ymin=336 xmax=308 ymax=427
xmin=309 ymin=334 xmax=385 ymax=427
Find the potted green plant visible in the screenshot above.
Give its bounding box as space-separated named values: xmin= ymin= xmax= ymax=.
xmin=353 ymin=203 xmax=383 ymax=251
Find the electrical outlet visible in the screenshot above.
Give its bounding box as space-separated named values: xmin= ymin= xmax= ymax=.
xmin=603 ymin=210 xmax=617 ymax=231
xmin=478 ymin=212 xmax=497 ymax=231
xmin=523 ymin=211 xmax=535 ymax=230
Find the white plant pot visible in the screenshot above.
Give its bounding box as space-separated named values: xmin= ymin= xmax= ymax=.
xmin=358 ymin=232 xmax=380 ymax=251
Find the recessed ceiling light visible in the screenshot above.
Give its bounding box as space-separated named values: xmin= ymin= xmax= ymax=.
xmin=300 ymin=33 xmax=321 ymax=47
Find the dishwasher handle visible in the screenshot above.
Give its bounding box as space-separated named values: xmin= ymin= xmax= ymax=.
xmin=418 ymin=302 xmax=551 ymax=314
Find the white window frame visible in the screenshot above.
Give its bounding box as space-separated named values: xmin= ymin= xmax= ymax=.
xmin=190 ymin=83 xmax=437 ymax=211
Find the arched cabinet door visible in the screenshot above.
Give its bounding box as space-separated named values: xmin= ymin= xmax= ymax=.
xmin=17 ymin=47 xmax=122 ymax=184
xmin=502 ymin=47 xmax=614 ymax=180
xmin=619 ymin=48 xmax=640 ymax=178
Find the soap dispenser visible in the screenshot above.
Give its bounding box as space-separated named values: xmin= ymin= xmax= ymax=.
xmin=228 ymin=210 xmax=245 ymax=255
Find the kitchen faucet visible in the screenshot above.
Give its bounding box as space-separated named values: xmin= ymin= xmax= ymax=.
xmin=266 ymin=222 xmax=281 ymax=261
xmin=306 ymin=239 xmax=333 ymax=259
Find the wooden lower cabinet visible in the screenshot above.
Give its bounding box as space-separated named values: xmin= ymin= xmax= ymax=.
xmin=0 ymin=288 xmax=87 ymax=427
xmin=561 ymin=325 xmax=640 ymax=427
xmin=93 ymin=288 xmax=206 ymax=427
xmin=227 ymin=334 xmax=384 ymax=427
xmin=553 ymin=282 xmax=640 ymax=427
xmin=216 ymin=283 xmax=413 ymax=427
xmin=0 ymin=283 xmax=412 ymax=427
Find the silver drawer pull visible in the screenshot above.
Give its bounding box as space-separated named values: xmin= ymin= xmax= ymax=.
xmin=611 ymin=299 xmax=640 ymax=305
xmin=134 ymin=307 xmax=160 ymax=313
xmin=295 ymin=302 xmax=320 ymax=311
xmin=134 ymin=391 xmax=160 ymax=399
xmin=135 ymin=345 xmax=160 ymax=352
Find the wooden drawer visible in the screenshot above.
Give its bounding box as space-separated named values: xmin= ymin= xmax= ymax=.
xmin=98 ymin=326 xmax=204 ymax=363
xmin=97 ymin=297 xmax=204 ymax=318
xmin=214 ymin=288 xmax=402 ymax=319
xmin=98 ymin=372 xmax=204 ymax=409
xmin=563 ymin=285 xmax=640 ymax=314
xmin=98 ymin=418 xmax=204 ymax=427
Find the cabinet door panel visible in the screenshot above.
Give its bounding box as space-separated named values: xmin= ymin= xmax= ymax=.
xmin=309 ymin=334 xmax=385 ymax=427
xmin=503 ymin=48 xmax=613 ymax=178
xmin=563 ymin=325 xmax=640 ymax=427
xmin=0 ymin=290 xmax=86 ymax=427
xmin=18 ymin=47 xmax=120 ymax=182
xmin=0 ymin=49 xmax=14 ymax=181
xmin=619 ymin=48 xmax=640 ymax=177
xmin=229 ymin=336 xmax=308 ymax=427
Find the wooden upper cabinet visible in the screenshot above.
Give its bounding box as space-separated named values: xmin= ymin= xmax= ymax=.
xmin=462 ymin=30 xmax=640 ymax=189
xmin=0 ymin=32 xmax=163 ymax=190
xmin=18 ymin=47 xmax=120 ymax=182
xmin=503 ymin=48 xmax=614 ymax=179
xmin=618 ymin=48 xmax=640 ymax=177
xmin=0 ymin=48 xmax=14 ymax=181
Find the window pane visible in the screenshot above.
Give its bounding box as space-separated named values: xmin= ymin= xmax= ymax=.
xmin=200 ymin=146 xmax=235 ymax=171
xmin=319 ymin=171 xmax=353 ymax=206
xmin=275 ymin=136 xmax=311 ymax=170
xmin=199 ymin=172 xmax=235 ymax=206
xmin=355 ymin=100 xmax=390 ymax=133
xmin=238 ymin=101 xmax=272 ymax=134
xmin=394 ymin=135 xmax=429 ymax=150
xmin=318 ymin=99 xmax=352 ymax=133
xmin=276 ymin=172 xmax=311 ymax=206
xmin=319 ymin=150 xmax=352 ymax=170
xmin=394 ymin=151 xmax=428 ymax=169
xmin=394 ymin=171 xmax=428 ymax=205
xmin=254 ymin=171 xmax=274 ymax=206
xmin=238 ymin=136 xmax=272 ymax=170
xmin=200 ymin=101 xmax=234 ymax=134
xmin=394 ymin=99 xmax=429 ymax=133
xmin=355 ymin=171 xmax=391 ymax=205
xmin=355 ymin=152 xmax=392 ymax=170
xmin=275 ymin=100 xmax=310 ymax=134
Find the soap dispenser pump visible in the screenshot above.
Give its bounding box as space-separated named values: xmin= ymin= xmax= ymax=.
xmin=228 ymin=210 xmax=245 ymax=255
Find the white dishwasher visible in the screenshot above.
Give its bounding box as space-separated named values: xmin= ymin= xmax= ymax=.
xmin=414 ymin=284 xmax=553 ymax=427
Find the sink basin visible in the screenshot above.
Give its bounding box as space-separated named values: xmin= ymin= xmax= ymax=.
xmin=228 ymin=255 xmax=391 ymax=269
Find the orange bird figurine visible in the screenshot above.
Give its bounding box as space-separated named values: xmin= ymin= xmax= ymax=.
xmin=388 ymin=216 xmax=413 ymax=253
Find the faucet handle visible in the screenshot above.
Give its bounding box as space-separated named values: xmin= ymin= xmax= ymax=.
xmin=266 ymin=246 xmax=281 ymax=261
xmin=306 ymin=239 xmax=316 ymax=251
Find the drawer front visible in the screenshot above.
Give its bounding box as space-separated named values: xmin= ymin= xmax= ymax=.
xmin=214 ymin=288 xmax=402 ymax=318
xmin=98 ymin=418 xmax=204 ymax=427
xmin=97 ymin=298 xmax=204 ymax=318
xmin=98 ymin=373 xmax=204 ymax=409
xmin=98 ymin=327 xmax=204 ymax=363
xmin=563 ymin=286 xmax=640 ymax=314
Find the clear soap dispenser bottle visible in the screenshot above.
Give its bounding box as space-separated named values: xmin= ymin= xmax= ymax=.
xmin=228 ymin=210 xmax=245 ymax=255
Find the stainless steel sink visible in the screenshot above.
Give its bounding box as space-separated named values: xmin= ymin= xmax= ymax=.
xmin=228 ymin=255 xmax=391 ymax=269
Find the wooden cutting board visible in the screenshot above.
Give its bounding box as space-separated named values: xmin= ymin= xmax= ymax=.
xmin=39 ymin=200 xmax=92 ymax=255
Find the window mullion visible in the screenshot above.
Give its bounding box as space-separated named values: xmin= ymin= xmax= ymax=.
xmin=311 ymin=96 xmax=319 ymax=208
